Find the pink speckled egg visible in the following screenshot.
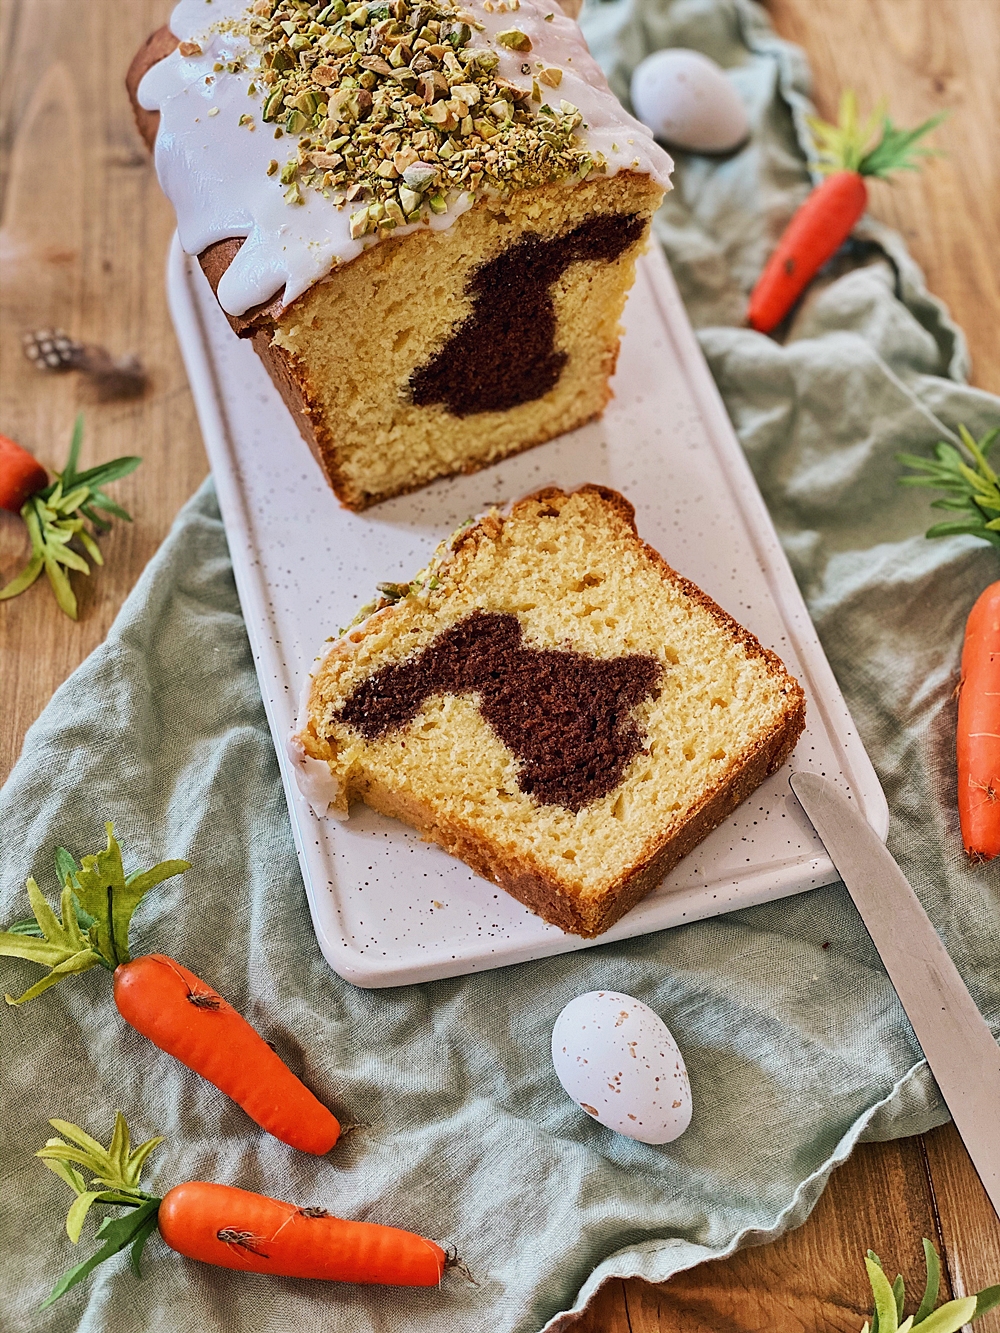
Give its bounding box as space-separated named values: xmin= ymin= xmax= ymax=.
xmin=551 ymin=991 xmax=692 ymax=1144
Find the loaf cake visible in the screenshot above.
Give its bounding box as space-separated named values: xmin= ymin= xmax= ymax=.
xmin=290 ymin=486 xmax=806 ymax=936
xmin=128 ymin=0 xmax=672 ymax=509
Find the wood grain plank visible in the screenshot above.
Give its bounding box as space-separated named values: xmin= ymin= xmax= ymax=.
xmin=0 ymin=0 xmax=207 ymax=782
xmin=569 ymin=1137 xmax=951 ymax=1332
xmin=568 ymin=1279 xmax=634 ymax=1333
xmin=923 ymin=1123 xmax=1000 ymax=1333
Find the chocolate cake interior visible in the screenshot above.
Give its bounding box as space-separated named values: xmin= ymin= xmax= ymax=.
xmin=409 ymin=213 xmax=646 ymax=416
xmin=337 ymin=609 xmax=661 ymax=811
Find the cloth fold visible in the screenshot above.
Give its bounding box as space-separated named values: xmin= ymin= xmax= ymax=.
xmin=2 ymin=1 xmax=998 ymax=1330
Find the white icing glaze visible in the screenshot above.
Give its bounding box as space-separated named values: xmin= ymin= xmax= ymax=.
xmin=288 ymin=733 xmax=349 ymax=818
xmin=289 ymin=672 xmax=349 ymax=818
xmin=139 ymin=0 xmax=672 ymax=315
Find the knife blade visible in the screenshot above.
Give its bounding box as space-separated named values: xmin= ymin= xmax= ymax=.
xmin=789 ymin=771 xmax=1000 ymax=1220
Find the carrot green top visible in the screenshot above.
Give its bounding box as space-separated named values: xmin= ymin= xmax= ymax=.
xmin=0 ymin=415 xmax=142 ymax=620
xmin=37 ymin=1112 xmax=165 ymax=1308
xmin=899 ymin=425 xmax=1000 ymax=548
xmin=807 ymin=89 xmax=943 ymax=179
xmin=0 ymin=825 xmax=189 ymax=1004
xmin=860 ymin=1237 xmax=1000 ymax=1332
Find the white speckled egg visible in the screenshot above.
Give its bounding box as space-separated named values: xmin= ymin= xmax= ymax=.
xmin=551 ymin=991 xmax=692 ymax=1144
xmin=630 ymin=49 xmax=749 ymax=154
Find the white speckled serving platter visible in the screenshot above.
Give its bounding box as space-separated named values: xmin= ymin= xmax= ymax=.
xmin=166 ymin=233 xmax=887 ymax=989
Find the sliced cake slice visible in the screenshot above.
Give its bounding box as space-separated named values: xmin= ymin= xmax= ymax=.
xmin=291 ymin=486 xmax=806 ymax=936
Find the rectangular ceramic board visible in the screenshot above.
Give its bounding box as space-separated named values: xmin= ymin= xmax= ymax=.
xmin=166 ymin=232 xmax=888 ymax=988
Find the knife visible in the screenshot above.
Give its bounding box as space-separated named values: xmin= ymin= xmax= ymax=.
xmin=789 ymin=771 xmax=1000 ymax=1220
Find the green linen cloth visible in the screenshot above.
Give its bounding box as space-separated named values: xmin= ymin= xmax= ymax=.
xmin=2 ymin=0 xmax=999 ymax=1329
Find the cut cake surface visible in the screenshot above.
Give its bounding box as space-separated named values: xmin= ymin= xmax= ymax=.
xmin=256 ymin=171 xmax=662 ymax=508
xmin=291 ymin=486 xmax=806 ymax=936
xmin=127 ymin=0 xmax=672 ymax=509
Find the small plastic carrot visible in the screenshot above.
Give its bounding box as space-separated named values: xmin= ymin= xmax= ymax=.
xmin=159 ymin=1182 xmax=447 ymax=1283
xmin=36 ymin=1112 xmax=454 ymax=1307
xmin=113 ymin=955 xmax=340 ymax=1154
xmin=956 ymin=581 xmax=1000 ymax=861
xmin=747 ymin=91 xmax=943 ymax=334
xmin=0 ymin=432 xmax=48 ymax=512
xmin=0 ymin=826 xmax=341 ymax=1154
xmin=899 ymin=424 xmax=1000 ymax=860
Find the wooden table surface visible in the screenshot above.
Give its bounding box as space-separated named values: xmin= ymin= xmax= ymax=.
xmin=1 ymin=0 xmax=998 ymax=1328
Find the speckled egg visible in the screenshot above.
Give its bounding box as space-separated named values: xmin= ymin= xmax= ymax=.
xmin=630 ymin=49 xmax=749 ymax=154
xmin=551 ymin=991 xmax=692 ymax=1144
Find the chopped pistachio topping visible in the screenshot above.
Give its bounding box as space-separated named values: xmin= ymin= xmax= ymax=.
xmin=376 ymin=580 xmax=415 ymax=600
xmin=496 ymin=28 xmax=531 ymax=50
xmin=220 ymin=0 xmax=603 ymax=233
xmin=339 ymin=517 xmax=473 ymax=632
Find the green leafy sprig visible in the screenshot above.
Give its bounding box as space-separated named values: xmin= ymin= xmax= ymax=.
xmin=37 ymin=1112 xmax=164 ymax=1308
xmin=0 ymin=825 xmax=189 ymax=1004
xmin=861 ymin=1238 xmax=1000 ymax=1332
xmin=808 ymin=89 xmax=944 ymax=179
xmin=0 ymin=414 xmax=141 ymax=618
xmin=898 ymin=424 xmax=1000 ymax=547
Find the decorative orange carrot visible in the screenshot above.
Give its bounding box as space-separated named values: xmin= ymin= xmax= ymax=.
xmin=956 ymin=582 xmax=1000 ymax=861
xmin=158 ymin=1182 xmax=447 ymax=1283
xmin=0 ymin=826 xmax=340 ymax=1154
xmin=899 ymin=424 xmax=1000 ymax=860
xmin=0 ymin=432 xmax=48 ymax=512
xmin=36 ymin=1112 xmax=454 ymax=1307
xmin=747 ymin=92 xmax=943 ymax=334
xmin=113 ymin=955 xmax=339 ymax=1155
